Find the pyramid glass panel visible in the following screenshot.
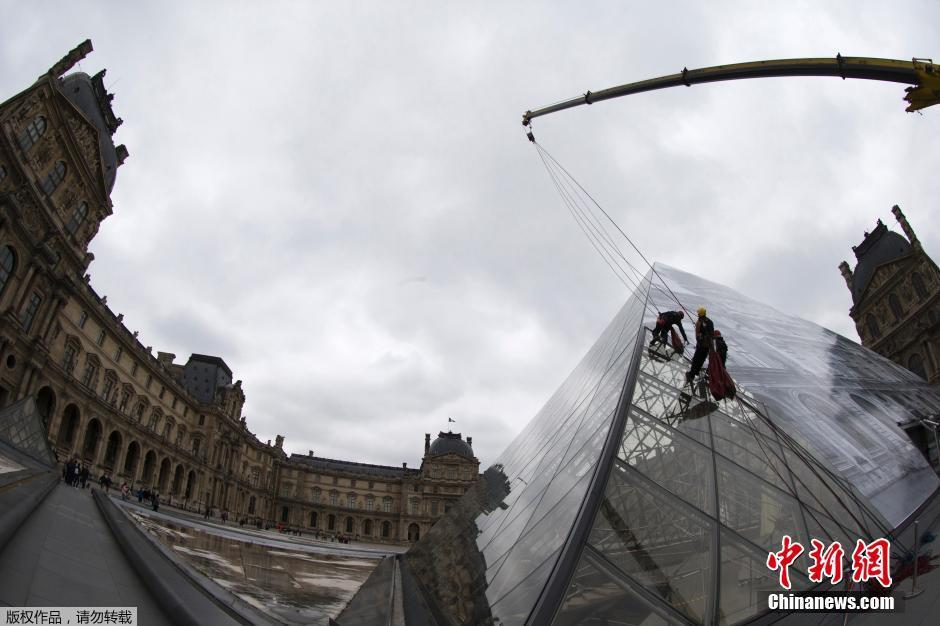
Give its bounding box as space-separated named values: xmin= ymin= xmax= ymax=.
xmin=403 ymin=265 xmax=940 ymax=625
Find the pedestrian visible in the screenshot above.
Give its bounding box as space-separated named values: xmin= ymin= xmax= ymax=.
xmin=204 ymin=505 xmax=211 ymax=520
xmin=151 ymin=490 xmax=160 ymax=512
xmin=686 ymin=307 xmax=715 ymax=384
xmin=79 ymin=464 xmax=89 ymax=488
xmin=121 ymin=482 xmax=129 ymax=501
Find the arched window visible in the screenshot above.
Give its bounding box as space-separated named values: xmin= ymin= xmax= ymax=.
xmin=310 ymin=511 xmax=318 ymax=527
xmin=889 ymin=293 xmax=904 ymax=322
xmin=865 ymin=313 xmax=880 ymax=340
xmin=912 ymin=272 xmax=928 ymax=301
xmin=908 ymin=354 xmax=928 ymax=380
xmin=0 ymin=246 xmax=16 ymax=298
xmin=18 ymin=116 xmax=46 ymax=152
xmin=41 ymin=161 xmax=66 ymax=195
xmin=66 ymin=202 xmax=88 ymax=236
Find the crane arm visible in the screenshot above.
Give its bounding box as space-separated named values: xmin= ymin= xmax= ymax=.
xmin=522 ymin=55 xmax=940 ymax=126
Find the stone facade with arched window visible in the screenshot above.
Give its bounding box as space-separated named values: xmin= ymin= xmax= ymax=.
xmin=841 ymin=206 xmax=940 ymax=388
xmin=0 ymin=43 xmax=481 ymax=545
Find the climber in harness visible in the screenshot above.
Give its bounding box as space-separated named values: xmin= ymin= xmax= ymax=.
xmin=686 ymin=307 xmax=714 ymax=384
xmin=650 ymin=310 xmax=688 ymax=350
xmin=714 ymin=330 xmax=728 ymax=366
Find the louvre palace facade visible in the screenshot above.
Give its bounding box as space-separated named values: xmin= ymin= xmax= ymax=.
xmin=0 ymin=42 xmax=477 ymax=544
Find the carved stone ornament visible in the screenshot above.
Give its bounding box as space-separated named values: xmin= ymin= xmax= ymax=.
xmin=12 ymin=188 xmax=43 ymax=237
xmin=63 ymin=110 xmax=104 ymax=189
xmin=14 ymin=95 xmax=41 ymax=123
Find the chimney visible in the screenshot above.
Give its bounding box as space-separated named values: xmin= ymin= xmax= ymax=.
xmin=275 ymin=435 xmax=284 ymax=449
xmin=892 ymin=205 xmax=921 ymax=249
xmin=308 ymin=450 xmax=314 ymax=457
xmin=402 ymin=462 xmax=407 ymax=469
xmin=838 ymin=261 xmax=853 ymax=291
xmin=424 ymin=433 xmax=430 ymax=454
xmin=266 ymin=439 xmax=271 ymax=446
xmin=467 ymin=436 xmax=473 ymax=448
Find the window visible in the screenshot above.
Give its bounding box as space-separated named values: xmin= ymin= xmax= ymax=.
xmin=62 ymin=342 xmax=78 ymax=374
xmin=17 ymin=116 xmax=46 ymax=152
xmin=175 ymin=429 xmax=184 ymax=447
xmin=78 ymin=311 xmax=88 ymax=328
xmin=101 ymin=375 xmax=115 ymax=403
xmin=198 ymin=414 xmax=205 ymax=426
xmin=889 ymin=293 xmax=904 ymax=322
xmin=66 ymin=202 xmax=88 ymax=236
xmin=21 ymin=292 xmax=42 ymax=331
xmin=913 ymin=272 xmax=928 ymax=301
xmin=171 ymin=397 xmax=177 ymax=409
xmin=431 ymin=501 xmax=438 ymax=515
xmin=81 ymin=360 xmax=98 ymax=389
xmin=447 ymin=467 xmax=456 ymax=480
xmin=312 ymin=488 xmax=321 ymax=503
xmin=347 ymin=494 xmax=356 ymax=508
xmin=410 ymin=498 xmax=420 ymax=514
xmin=114 ymin=346 xmax=122 ymax=362
xmin=41 ymin=161 xmax=66 ymax=195
xmin=148 ymin=409 xmax=160 ymax=431
xmin=909 ymin=353 xmax=928 ymax=380
xmin=866 ymin=313 xmax=880 ymax=340
xmin=146 ymin=375 xmax=152 ymax=390
xmin=330 ymin=491 xmax=338 ymax=506
xmin=365 ymin=496 xmax=374 ymax=511
xmin=97 ymin=329 xmax=106 ymax=346
xmin=159 ymin=386 xmax=165 ymax=399
xmin=368 ymin=481 xmax=375 ymax=489
xmin=332 ymin=476 xmax=338 ymax=485
xmin=383 ymin=497 xmax=392 ymax=513
xmin=131 ymin=362 xmax=138 ymax=376
xmin=135 ymin=402 xmax=146 ymax=422
xmin=192 ymin=439 xmax=201 ymax=456
xmin=118 ymin=389 xmax=130 ymax=414
xmin=0 ymin=246 xmax=14 ymax=297
xmin=350 ymin=479 xmax=356 ymax=488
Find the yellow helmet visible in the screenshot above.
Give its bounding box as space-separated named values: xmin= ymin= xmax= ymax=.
xmin=697 ymin=307 xmax=707 ymax=317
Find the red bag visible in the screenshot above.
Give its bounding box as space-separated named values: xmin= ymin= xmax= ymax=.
xmin=707 ymin=349 xmax=736 ymax=400
xmin=670 ymin=328 xmax=683 ymax=352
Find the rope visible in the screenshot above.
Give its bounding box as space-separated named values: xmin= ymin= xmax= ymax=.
xmin=533 ymin=140 xmax=691 ymax=318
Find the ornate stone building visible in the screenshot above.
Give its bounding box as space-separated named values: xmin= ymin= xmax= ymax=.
xmin=839 ymin=205 xmax=940 ymax=386
xmin=0 ymin=41 xmax=478 ymax=544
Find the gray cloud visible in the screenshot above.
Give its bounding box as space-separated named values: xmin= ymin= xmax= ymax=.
xmin=5 ymin=1 xmax=939 ymax=468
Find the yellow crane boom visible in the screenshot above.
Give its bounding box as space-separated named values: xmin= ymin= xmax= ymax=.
xmin=522 ymin=55 xmax=940 ymax=127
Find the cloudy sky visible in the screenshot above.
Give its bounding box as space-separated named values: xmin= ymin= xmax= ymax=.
xmin=3 ymin=2 xmax=939 ymax=469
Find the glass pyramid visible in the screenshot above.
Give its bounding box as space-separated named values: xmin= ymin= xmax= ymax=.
xmin=403 ymin=265 xmax=940 ymax=625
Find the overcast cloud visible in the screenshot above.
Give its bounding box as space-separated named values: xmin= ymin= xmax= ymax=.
xmin=4 ymin=1 xmax=939 ymax=469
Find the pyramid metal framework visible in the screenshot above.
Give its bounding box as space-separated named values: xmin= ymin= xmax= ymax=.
xmin=404 ymin=265 xmax=940 ymax=625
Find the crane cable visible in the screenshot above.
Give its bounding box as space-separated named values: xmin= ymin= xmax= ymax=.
xmin=531 ymin=136 xmax=692 ymax=319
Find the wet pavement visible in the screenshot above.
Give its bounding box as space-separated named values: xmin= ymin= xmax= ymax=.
xmin=126 ymin=506 xmax=386 ymax=624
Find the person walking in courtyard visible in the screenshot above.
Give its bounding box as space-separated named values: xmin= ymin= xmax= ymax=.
xmin=151 ymin=490 xmax=160 ymax=512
